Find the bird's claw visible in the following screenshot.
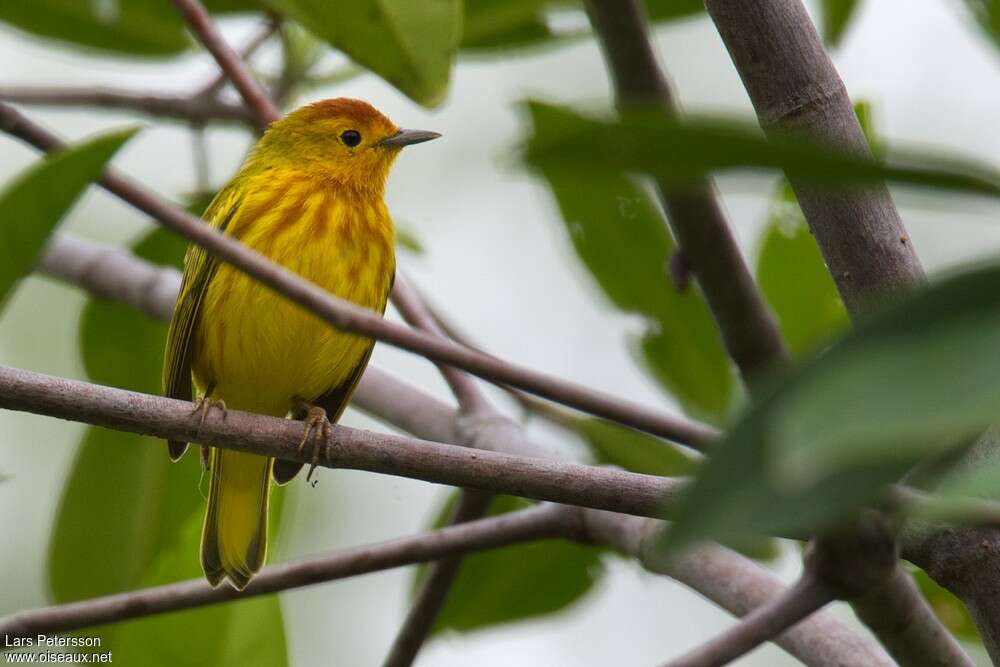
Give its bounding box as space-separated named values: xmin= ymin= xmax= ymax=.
xmin=192 ymin=396 xmax=227 ymax=436
xmin=297 ymin=405 xmax=334 ymax=482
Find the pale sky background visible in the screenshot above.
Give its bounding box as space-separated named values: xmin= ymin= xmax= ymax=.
xmin=0 ymin=1 xmax=998 ymax=665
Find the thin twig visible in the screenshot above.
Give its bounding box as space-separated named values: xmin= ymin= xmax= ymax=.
xmin=0 ymin=87 xmax=254 ymax=125
xmin=193 ymin=16 xmax=281 ymax=100
xmin=172 ymin=0 xmax=281 ymax=129
xmin=33 ymin=237 xmax=893 ymax=667
xmin=0 ymin=364 xmax=685 ymax=519
xmin=382 ymin=490 xmax=494 ymax=667
xmin=0 ymin=101 xmax=717 ymax=447
xmin=0 ymin=504 xmax=571 ymax=640
xmin=585 ymin=0 xmax=789 ymax=386
xmin=662 ymin=574 xmax=833 ymax=667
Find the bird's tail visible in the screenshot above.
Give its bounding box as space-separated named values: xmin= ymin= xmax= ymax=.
xmin=201 ymin=448 xmax=273 ymax=590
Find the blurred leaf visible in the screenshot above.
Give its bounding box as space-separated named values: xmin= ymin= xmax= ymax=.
xmin=396 ymin=226 xmax=425 ymax=254
xmin=0 ymin=1 xmax=188 ymax=55
xmin=50 ymin=227 xmax=287 ymax=665
xmin=756 ymin=182 xmax=847 ymax=356
xmin=414 ymin=493 xmax=604 ymax=633
xmin=661 ymin=261 xmax=1000 ymax=554
xmin=0 ymin=128 xmax=136 ymax=314
xmin=266 ymin=0 xmax=462 ymax=107
xmin=523 ymin=101 xmax=1000 ymax=197
xmin=964 ymin=0 xmax=1000 ymax=52
xmin=528 ymin=107 xmax=734 ymax=419
xmin=461 ymin=0 xmax=554 ymax=51
xmin=913 ymin=567 xmax=981 ymax=642
xmin=821 ymin=0 xmax=862 ymax=47
xmin=644 ymin=0 xmax=704 ymax=21
xmin=574 ymin=416 xmax=698 ymax=477
xmin=0 ymin=0 xmax=262 ymax=56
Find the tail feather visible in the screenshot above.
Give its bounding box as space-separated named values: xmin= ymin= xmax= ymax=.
xmin=201 ymin=448 xmax=272 ymax=590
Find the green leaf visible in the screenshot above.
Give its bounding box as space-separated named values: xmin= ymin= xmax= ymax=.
xmin=0 ymin=128 xmax=136 ymax=314
xmin=963 ymin=1 xmax=1000 ymax=53
xmin=574 ymin=417 xmax=699 ymax=477
xmin=661 ymin=261 xmax=1000 ymax=554
xmin=395 ymin=225 xmax=425 ymax=254
xmin=527 ymin=105 xmax=735 ymax=420
xmin=821 ymin=0 xmax=862 ymax=47
xmin=266 ymin=0 xmax=462 ymax=107
xmin=522 ymin=101 xmax=1000 ymax=197
xmin=414 ymin=493 xmax=604 ymax=633
xmin=644 ymin=0 xmax=704 ymax=21
xmin=0 ymin=1 xmax=188 ymax=55
xmin=461 ymin=0 xmax=553 ymax=51
xmin=0 ymin=0 xmax=261 ymax=56
xmin=756 ymin=182 xmax=848 ymax=357
xmin=49 ymin=227 xmax=287 ymax=665
xmin=913 ymin=567 xmax=981 ymax=642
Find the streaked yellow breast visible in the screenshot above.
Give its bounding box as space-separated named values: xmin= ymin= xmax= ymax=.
xmin=192 ymin=173 xmax=395 ymax=416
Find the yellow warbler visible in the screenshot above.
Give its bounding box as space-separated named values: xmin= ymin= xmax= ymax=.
xmin=162 ymin=98 xmax=439 ymax=590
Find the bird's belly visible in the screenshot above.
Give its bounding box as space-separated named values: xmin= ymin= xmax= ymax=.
xmin=192 ymin=220 xmax=393 ymax=416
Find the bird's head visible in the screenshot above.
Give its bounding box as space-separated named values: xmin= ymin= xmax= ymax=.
xmin=249 ymin=97 xmax=439 ymax=192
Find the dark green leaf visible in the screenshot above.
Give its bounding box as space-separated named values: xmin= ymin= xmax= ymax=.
xmin=50 ymin=227 xmax=287 ymax=665
xmin=644 ymin=0 xmax=704 ymax=21
xmin=0 ymin=128 xmax=137 ymax=314
xmin=266 ymin=0 xmax=462 ymax=107
xmin=528 ymin=107 xmax=735 ymax=419
xmin=523 ymin=101 xmax=1000 ymax=197
xmin=963 ymin=1 xmax=1000 ymax=53
xmin=756 ymin=182 xmax=847 ymax=357
xmin=821 ymin=0 xmax=862 ymax=47
xmin=461 ymin=0 xmax=554 ymax=51
xmin=414 ymin=493 xmax=604 ymax=633
xmin=661 ymin=261 xmax=1000 ymax=554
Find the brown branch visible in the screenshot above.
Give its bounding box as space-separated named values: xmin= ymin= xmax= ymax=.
xmin=0 ymin=503 xmax=572 ymax=640
xmin=382 ymin=490 xmax=494 ymax=667
xmin=0 ymin=364 xmax=685 ymax=519
xmin=662 ymin=575 xmax=834 ymax=667
xmin=0 ymin=101 xmax=717 ymax=447
xmin=703 ymin=5 xmax=978 ymax=666
xmin=172 ymin=0 xmax=281 ymax=129
xmin=584 ymin=0 xmax=788 ymax=386
xmin=33 ymin=237 xmax=892 ymax=667
xmin=193 ymin=16 xmax=281 ymax=100
xmin=0 ymin=87 xmax=254 ymax=126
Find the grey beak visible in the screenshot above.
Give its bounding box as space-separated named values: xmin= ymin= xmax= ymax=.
xmin=380 ymin=128 xmax=441 ymax=148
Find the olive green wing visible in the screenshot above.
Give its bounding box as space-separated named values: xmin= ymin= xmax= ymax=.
xmin=162 ymin=189 xmax=241 ymax=461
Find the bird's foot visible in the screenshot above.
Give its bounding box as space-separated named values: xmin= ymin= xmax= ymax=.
xmin=296 ymin=404 xmax=333 ymax=482
xmin=192 ymin=396 xmax=227 ymax=436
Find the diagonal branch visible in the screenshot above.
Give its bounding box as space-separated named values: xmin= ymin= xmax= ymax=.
xmin=0 ymin=87 xmax=255 ymax=126
xmin=584 ymin=0 xmax=788 ymax=386
xmin=32 ymin=236 xmax=894 ymax=667
xmin=0 ymin=101 xmax=716 ymax=446
xmin=193 ymin=16 xmax=281 ymax=100
xmin=172 ymin=0 xmax=280 ymax=129
xmin=0 ymin=503 xmax=572 ymax=641
xmin=662 ymin=574 xmax=833 ymax=667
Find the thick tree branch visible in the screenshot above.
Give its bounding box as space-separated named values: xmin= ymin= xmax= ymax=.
xmin=0 ymin=503 xmax=572 ymax=640
xmin=703 ymin=4 xmax=975 ymax=665
xmin=0 ymin=87 xmax=254 ymax=126
xmin=662 ymin=574 xmax=833 ymax=667
xmin=585 ymin=0 xmax=788 ymax=386
xmin=32 ymin=238 xmax=892 ymax=667
xmin=0 ymin=101 xmax=716 ymax=447
xmin=172 ymin=0 xmax=281 ymax=129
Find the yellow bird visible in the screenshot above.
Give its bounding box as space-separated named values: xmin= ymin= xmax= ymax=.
xmin=162 ymin=98 xmax=439 ymax=589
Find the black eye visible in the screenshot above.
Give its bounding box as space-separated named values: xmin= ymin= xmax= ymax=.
xmin=340 ymin=130 xmax=361 ymax=147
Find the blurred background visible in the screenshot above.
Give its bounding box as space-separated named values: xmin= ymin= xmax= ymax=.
xmin=0 ymin=0 xmax=998 ymax=664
